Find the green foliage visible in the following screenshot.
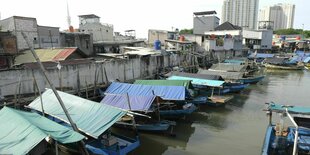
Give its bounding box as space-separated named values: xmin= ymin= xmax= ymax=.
xmin=179 ymin=29 xmax=193 ymax=34
xmin=274 ymin=28 xmax=310 ymax=38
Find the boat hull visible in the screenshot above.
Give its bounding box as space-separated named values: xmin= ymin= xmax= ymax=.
xmin=265 ymin=64 xmax=304 ymax=70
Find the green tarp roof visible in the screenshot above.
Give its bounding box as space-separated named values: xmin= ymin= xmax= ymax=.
xmin=134 ymin=80 xmax=192 ymax=89
xmin=28 ymin=89 xmax=126 ymax=139
xmin=0 ymin=107 xmax=84 ymax=155
xmin=167 ymin=76 xmax=224 ymax=87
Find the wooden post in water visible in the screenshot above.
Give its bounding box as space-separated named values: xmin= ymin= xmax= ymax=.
xmin=21 ymin=32 xmax=89 ymax=155
xmin=152 ymin=90 xmax=161 ymax=121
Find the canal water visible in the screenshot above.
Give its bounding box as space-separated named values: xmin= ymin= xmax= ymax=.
xmin=129 ymin=69 xmax=310 ymax=155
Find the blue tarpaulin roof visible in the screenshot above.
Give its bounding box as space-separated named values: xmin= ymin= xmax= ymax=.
xmin=267 ymin=103 xmax=310 ymax=114
xmin=105 ymin=82 xmax=185 ymax=101
xmin=101 ymin=94 xmax=156 ymax=111
xmin=28 ymin=89 xmax=126 ymax=139
xmin=167 ymin=76 xmax=224 ymax=87
xmin=304 ymin=57 xmax=310 ymax=63
xmin=249 ymin=53 xmax=274 ymax=58
xmin=223 ymin=59 xmax=245 ymax=64
xmin=0 ymin=107 xmax=84 ymax=154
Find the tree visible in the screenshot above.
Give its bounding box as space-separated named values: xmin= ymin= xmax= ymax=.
xmin=274 ymin=28 xmax=310 ymax=38
xmin=179 ymin=28 xmax=193 ymax=34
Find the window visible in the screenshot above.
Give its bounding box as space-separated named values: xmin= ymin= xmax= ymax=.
xmin=33 ymin=37 xmax=38 ymax=44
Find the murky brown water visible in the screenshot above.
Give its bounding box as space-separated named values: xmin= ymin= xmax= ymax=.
xmin=129 ymin=69 xmax=310 ymax=155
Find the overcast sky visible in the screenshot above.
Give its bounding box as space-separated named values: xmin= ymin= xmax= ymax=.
xmin=0 ymin=0 xmax=308 ymax=38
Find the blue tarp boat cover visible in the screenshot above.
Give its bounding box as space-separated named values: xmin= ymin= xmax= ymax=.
xmin=267 ymin=103 xmax=310 ymax=114
xmin=101 ymin=94 xmax=156 ymax=111
xmin=28 ymin=89 xmax=126 ymax=139
xmin=223 ymin=59 xmax=245 ymax=64
xmin=248 ymin=53 xmax=274 ymax=58
xmin=0 ymin=107 xmax=84 ymax=154
xmin=105 ymin=82 xmax=185 ymax=101
xmin=167 ymin=76 xmax=224 ymax=87
xmin=303 ymin=57 xmax=310 ymax=63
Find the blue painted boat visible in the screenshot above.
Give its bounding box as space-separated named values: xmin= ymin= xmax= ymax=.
xmin=237 ymin=75 xmax=265 ymax=84
xmin=115 ymin=120 xmax=175 ymax=132
xmin=86 ymin=133 xmax=140 ymax=155
xmin=262 ymin=103 xmax=310 ymax=155
xmin=159 ymin=103 xmax=197 ymax=117
xmin=224 ymin=83 xmax=250 ymax=93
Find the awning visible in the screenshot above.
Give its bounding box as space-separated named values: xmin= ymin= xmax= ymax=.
xmin=267 ymin=103 xmax=310 ymax=114
xmin=105 ymin=82 xmax=185 ymax=100
xmin=197 ymin=69 xmax=244 ymax=80
xmin=167 ymin=76 xmax=224 ymax=87
xmin=0 ymin=107 xmax=84 ymax=154
xmin=101 ymin=94 xmax=156 ymax=111
xmin=209 ymin=63 xmax=246 ymax=72
xmin=28 ymin=89 xmax=126 ymax=139
xmin=166 ymin=71 xmax=224 ymax=80
xmin=303 ymin=57 xmax=310 ymax=63
xmin=134 ymin=80 xmax=192 ymax=89
xmin=248 ymin=53 xmax=274 ymax=58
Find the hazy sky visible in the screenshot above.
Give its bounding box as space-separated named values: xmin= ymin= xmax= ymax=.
xmin=0 ymin=0 xmax=308 ymax=38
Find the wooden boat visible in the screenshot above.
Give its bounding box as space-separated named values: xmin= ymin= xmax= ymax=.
xmin=159 ymin=103 xmax=197 ymax=117
xmin=207 ymin=95 xmax=234 ymax=106
xmin=57 ymin=132 xmax=140 ymax=155
xmin=28 ymin=89 xmax=141 ymax=155
xmin=237 ymin=75 xmax=265 ymax=84
xmin=264 ymin=63 xmax=304 ymax=70
xmin=262 ymin=102 xmax=310 ymax=155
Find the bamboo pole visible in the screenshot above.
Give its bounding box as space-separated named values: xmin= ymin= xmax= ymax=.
xmin=77 ymin=68 xmax=81 ymax=96
xmin=14 ymin=75 xmax=22 ymax=108
xmin=103 ymin=66 xmax=109 ymax=84
xmin=125 ymin=93 xmax=137 ymax=132
xmin=21 ymin=32 xmax=89 ymax=155
xmin=93 ymin=64 xmax=98 ymax=96
xmin=32 ymin=70 xmax=45 ymax=116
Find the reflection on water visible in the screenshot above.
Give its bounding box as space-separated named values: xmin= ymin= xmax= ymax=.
xmin=131 ymin=70 xmax=310 ymax=155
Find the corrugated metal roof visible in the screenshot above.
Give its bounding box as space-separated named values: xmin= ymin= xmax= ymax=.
xmin=53 ymin=48 xmax=77 ymax=61
xmin=14 ymin=48 xmax=77 ymax=65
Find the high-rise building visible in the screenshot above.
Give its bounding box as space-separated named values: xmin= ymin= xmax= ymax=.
xmin=221 ymin=0 xmax=259 ymax=30
xmin=258 ymin=3 xmax=295 ymax=30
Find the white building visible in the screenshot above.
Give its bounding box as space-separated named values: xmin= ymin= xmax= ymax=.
xmin=259 ymin=3 xmax=295 ymax=30
xmin=79 ymin=14 xmax=114 ymax=42
xmin=193 ymin=11 xmax=219 ymax=35
xmin=242 ymin=29 xmax=273 ymax=50
xmin=221 ymin=0 xmax=259 ymax=30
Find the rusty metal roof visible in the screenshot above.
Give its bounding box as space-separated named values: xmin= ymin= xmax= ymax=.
xmin=14 ymin=48 xmax=78 ymax=65
xmin=52 ymin=48 xmax=77 ymax=61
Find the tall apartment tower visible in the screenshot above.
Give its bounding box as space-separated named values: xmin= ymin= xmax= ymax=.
xmin=259 ymin=3 xmax=295 ymax=30
xmin=222 ymin=0 xmax=259 ymax=30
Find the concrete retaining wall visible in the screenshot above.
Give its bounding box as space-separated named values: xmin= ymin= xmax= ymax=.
xmin=0 ymin=53 xmax=190 ymax=96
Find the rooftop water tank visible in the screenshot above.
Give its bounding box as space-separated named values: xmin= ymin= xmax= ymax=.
xmin=154 ymin=40 xmax=161 ymax=50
